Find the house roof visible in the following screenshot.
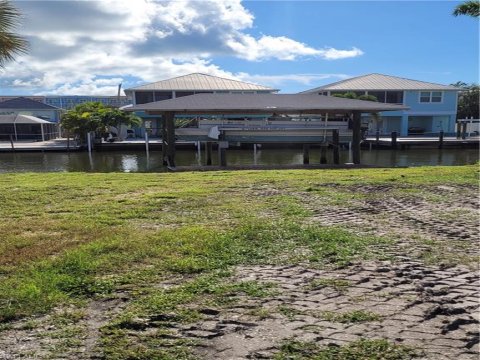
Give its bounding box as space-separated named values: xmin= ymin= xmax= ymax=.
xmin=0 ymin=97 xmax=61 ymax=110
xmin=0 ymin=114 xmax=55 ymax=124
xmin=301 ymin=73 xmax=460 ymax=93
xmin=124 ymin=73 xmax=278 ymax=92
xmin=128 ymin=93 xmax=407 ymax=115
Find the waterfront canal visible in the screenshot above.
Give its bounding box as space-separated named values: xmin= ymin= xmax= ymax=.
xmin=0 ymin=147 xmax=477 ymax=173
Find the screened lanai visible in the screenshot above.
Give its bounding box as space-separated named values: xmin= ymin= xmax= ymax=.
xmin=0 ymin=115 xmax=58 ymax=141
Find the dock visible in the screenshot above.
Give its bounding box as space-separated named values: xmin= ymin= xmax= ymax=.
xmin=0 ymin=138 xmax=81 ymax=152
xmin=364 ymin=135 xmax=479 ymax=149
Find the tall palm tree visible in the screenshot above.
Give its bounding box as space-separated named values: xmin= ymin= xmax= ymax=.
xmin=453 ymin=0 xmax=480 ymax=17
xmin=0 ymin=0 xmax=28 ymax=67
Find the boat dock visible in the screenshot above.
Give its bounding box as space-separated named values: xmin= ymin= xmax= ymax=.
xmin=0 ymin=138 xmax=81 ymax=152
xmin=364 ymin=135 xmax=479 ymax=149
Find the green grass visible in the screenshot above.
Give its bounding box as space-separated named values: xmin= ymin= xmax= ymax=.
xmin=320 ymin=310 xmax=381 ymax=323
xmin=0 ymin=166 xmax=476 ymax=356
xmin=306 ymin=278 xmax=351 ymax=292
xmin=275 ymin=339 xmax=421 ymax=359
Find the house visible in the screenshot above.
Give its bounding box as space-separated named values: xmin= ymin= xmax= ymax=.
xmin=123 ymin=73 xmax=278 ymax=137
xmin=0 ymin=97 xmax=63 ymax=123
xmin=301 ymin=73 xmax=460 ymax=136
xmin=0 ymin=114 xmax=58 ymax=141
xmin=45 ymin=96 xmax=131 ymax=110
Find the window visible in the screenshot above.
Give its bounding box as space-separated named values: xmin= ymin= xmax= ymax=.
xmin=135 ymin=91 xmax=154 ymax=104
xmin=420 ymin=91 xmax=442 ymax=103
xmin=386 ymin=91 xmax=403 ymax=104
xmin=154 ymin=91 xmax=172 ymax=101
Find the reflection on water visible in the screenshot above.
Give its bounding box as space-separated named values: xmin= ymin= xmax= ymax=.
xmin=0 ymin=147 xmax=478 ymax=173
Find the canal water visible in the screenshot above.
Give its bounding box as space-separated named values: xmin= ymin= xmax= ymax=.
xmin=0 ymin=147 xmax=477 ymax=173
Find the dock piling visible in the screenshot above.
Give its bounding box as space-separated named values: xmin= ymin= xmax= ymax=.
xmin=9 ymin=135 xmax=14 ymax=152
xmin=303 ymin=144 xmax=310 ymax=164
xmin=332 ymin=129 xmax=339 ymax=164
xmin=391 ymin=131 xmax=398 ymax=150
xmin=439 ymin=131 xmax=444 ymax=149
xmin=206 ymin=142 xmax=212 ymax=165
xmin=320 ymin=144 xmax=327 ymax=164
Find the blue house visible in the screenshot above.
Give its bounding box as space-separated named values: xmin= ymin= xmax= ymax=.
xmin=301 ymin=73 xmax=460 ymax=136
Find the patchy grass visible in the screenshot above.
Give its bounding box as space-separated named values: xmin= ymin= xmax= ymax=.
xmin=306 ymin=278 xmax=351 ymax=292
xmin=0 ymin=166 xmax=476 ymax=357
xmin=320 ymin=310 xmax=381 ymax=323
xmin=275 ymin=339 xmax=421 ymax=359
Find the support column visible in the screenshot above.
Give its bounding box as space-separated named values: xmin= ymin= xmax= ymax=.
xmin=303 ymin=144 xmax=310 ymax=165
xmin=161 ymin=117 xmax=167 ymax=165
xmin=206 ymin=142 xmax=212 ymax=165
xmin=332 ymin=129 xmax=339 ymax=165
xmin=164 ymin=111 xmax=176 ymax=167
xmin=352 ymin=111 xmax=361 ymax=165
xmin=41 ymin=124 xmax=45 ymax=142
xmin=400 ymin=114 xmax=409 ymax=136
xmin=320 ymin=144 xmax=327 ymax=164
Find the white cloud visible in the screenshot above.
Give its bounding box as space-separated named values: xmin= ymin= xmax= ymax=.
xmin=3 ymin=0 xmax=364 ymax=95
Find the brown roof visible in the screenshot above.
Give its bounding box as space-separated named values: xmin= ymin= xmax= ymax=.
xmin=128 ymin=93 xmax=408 ymax=114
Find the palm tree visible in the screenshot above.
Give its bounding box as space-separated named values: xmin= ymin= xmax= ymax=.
xmin=453 ymin=0 xmax=480 ymax=17
xmin=0 ymin=0 xmax=28 ymax=67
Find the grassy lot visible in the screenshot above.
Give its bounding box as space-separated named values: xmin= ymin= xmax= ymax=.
xmin=0 ymin=165 xmax=477 ymax=358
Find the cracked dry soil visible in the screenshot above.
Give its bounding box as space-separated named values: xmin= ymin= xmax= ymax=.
xmin=0 ymin=183 xmax=479 ymax=359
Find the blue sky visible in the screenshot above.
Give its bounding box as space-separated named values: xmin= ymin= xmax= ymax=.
xmin=2 ymin=0 xmax=478 ymax=95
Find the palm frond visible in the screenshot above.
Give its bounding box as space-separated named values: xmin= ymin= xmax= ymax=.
xmin=453 ymin=0 xmax=480 ymax=17
xmin=0 ymin=0 xmax=29 ymax=67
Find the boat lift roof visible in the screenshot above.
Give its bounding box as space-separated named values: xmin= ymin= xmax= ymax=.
xmin=128 ymin=93 xmax=408 ymax=115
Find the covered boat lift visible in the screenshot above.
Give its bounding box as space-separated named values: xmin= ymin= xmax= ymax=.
xmin=128 ymin=93 xmax=407 ymax=167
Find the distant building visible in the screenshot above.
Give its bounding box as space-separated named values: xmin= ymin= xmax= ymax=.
xmin=0 ymin=97 xmax=62 ymax=123
xmin=44 ymin=96 xmax=131 ymax=110
xmin=123 ymin=73 xmax=278 ymax=136
xmin=302 ymin=73 xmax=460 ymax=136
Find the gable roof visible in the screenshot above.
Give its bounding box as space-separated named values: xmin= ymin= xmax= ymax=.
xmin=124 ymin=73 xmax=278 ymax=92
xmin=129 ymin=93 xmax=407 ymax=115
xmin=0 ymin=97 xmax=61 ymax=110
xmin=301 ymin=73 xmax=460 ymax=93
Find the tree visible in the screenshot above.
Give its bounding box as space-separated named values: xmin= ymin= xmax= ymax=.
xmin=452 ymin=82 xmax=479 ymax=119
xmin=60 ymin=102 xmax=141 ymax=141
xmin=453 ymin=0 xmax=480 ymax=17
xmin=0 ymin=0 xmax=28 ymax=67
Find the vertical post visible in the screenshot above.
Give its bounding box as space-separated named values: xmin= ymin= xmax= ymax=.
xmin=320 ymin=144 xmax=327 ymax=164
xmin=391 ymin=131 xmax=397 ymax=150
xmin=375 ymin=129 xmax=380 ymax=148
xmin=196 ymin=141 xmax=201 ymax=165
xmin=161 ymin=117 xmax=167 ymax=165
xmin=165 ymin=112 xmax=176 ymax=167
xmin=461 ymin=122 xmax=467 ymax=139
xmin=438 ymin=130 xmax=444 ymax=149
xmin=352 ymin=111 xmax=361 ymax=164
xmin=332 ymin=129 xmax=339 ymax=165
xmin=87 ymin=131 xmax=92 ymax=153
xmin=145 ymin=129 xmax=149 ymax=156
xmin=9 ymin=134 xmax=14 ymax=152
xmin=303 ymin=144 xmax=310 ymax=165
xmin=253 ymin=143 xmax=257 ymax=165
xmin=67 ymin=131 xmax=70 ymax=152
xmin=456 ymin=122 xmax=461 ymax=138
xmin=206 ymin=142 xmax=212 ymax=166
xmin=41 ymin=124 xmax=45 ymax=142
xmin=219 ymin=147 xmax=227 ymax=167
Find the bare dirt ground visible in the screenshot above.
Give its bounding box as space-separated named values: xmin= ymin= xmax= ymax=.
xmin=0 ymin=183 xmax=478 ymax=359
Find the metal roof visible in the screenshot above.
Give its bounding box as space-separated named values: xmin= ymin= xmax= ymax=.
xmin=0 ymin=97 xmax=61 ymax=110
xmin=301 ymin=73 xmax=460 ymax=92
xmin=129 ymin=93 xmax=408 ymax=115
xmin=0 ymin=114 xmax=55 ymax=124
xmin=124 ymin=73 xmax=278 ymax=92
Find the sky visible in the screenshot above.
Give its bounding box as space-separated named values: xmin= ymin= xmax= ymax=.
xmin=1 ymin=0 xmax=478 ymax=96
